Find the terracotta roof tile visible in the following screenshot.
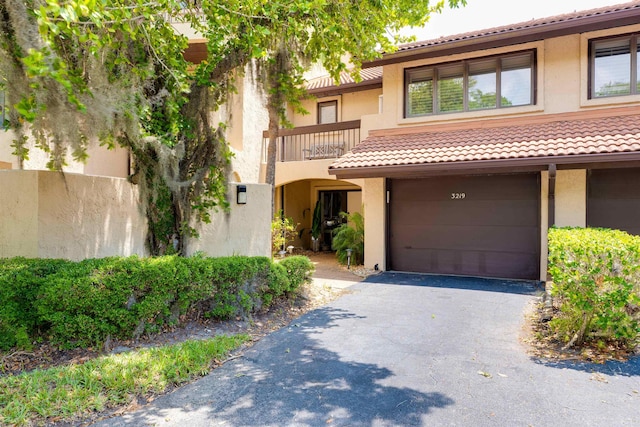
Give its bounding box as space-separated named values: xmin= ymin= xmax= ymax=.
xmin=329 ymin=109 xmax=640 ymax=171
xmin=305 ymin=66 xmax=382 ymax=92
xmin=396 ymin=1 xmax=640 ymax=54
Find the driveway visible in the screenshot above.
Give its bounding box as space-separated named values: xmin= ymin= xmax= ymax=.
xmin=93 ymin=273 xmax=640 ymax=426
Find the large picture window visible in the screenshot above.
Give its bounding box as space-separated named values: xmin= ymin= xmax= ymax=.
xmin=590 ymin=34 xmax=640 ymax=98
xmin=405 ymin=51 xmax=535 ymax=118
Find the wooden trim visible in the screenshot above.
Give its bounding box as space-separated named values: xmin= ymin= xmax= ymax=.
xmin=262 ymin=120 xmax=360 ymax=138
xmin=364 ymin=8 xmax=640 ymax=68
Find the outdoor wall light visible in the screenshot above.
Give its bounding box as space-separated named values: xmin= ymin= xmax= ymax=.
xmin=236 ymin=185 xmax=247 ymax=204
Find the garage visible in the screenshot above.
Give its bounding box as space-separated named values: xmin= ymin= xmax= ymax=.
xmin=587 ymin=168 xmax=640 ymax=235
xmin=389 ymin=174 xmax=540 ymax=280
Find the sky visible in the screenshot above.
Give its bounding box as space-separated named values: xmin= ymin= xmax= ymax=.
xmin=405 ymin=0 xmax=630 ymax=41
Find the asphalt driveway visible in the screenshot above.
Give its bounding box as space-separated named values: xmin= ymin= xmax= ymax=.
xmin=93 ymin=273 xmax=640 ymax=426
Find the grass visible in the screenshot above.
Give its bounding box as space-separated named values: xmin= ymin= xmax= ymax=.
xmin=0 ymin=334 xmax=250 ymax=426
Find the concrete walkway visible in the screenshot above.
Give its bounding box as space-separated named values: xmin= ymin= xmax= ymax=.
xmin=92 ymin=273 xmax=640 ymax=427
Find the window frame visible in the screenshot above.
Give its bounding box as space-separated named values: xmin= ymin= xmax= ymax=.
xmin=404 ymin=49 xmax=536 ymax=118
xmin=317 ymin=100 xmax=338 ymax=124
xmin=589 ymin=33 xmax=639 ymax=99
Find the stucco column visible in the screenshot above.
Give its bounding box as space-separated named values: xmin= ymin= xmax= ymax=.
xmin=363 ymin=177 xmax=386 ymax=271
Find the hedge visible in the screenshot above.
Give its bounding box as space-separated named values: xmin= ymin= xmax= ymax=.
xmin=0 ymin=255 xmax=313 ymax=350
xmin=547 ymin=227 xmax=640 ymax=349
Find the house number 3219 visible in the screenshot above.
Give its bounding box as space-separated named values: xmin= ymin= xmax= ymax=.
xmin=451 ymin=192 xmax=466 ymax=199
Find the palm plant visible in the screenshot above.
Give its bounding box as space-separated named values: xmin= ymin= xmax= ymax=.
xmin=331 ymin=212 xmax=364 ymax=265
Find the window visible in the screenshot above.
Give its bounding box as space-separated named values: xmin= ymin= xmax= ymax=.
xmin=317 ymin=100 xmax=337 ymax=124
xmin=405 ymin=51 xmax=535 ymax=118
xmin=590 ymin=34 xmax=640 ymax=98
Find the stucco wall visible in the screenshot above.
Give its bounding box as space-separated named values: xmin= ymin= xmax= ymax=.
xmin=37 ymin=171 xmax=148 ymax=259
xmin=84 ymin=144 xmax=130 ymax=178
xmin=283 ymin=180 xmax=312 ymax=249
xmin=292 ymin=89 xmax=382 ymax=128
xmin=0 ymin=170 xmax=147 ymax=259
xmin=555 ymin=169 xmax=587 ymax=228
xmin=0 ymin=170 xmax=39 ymax=257
xmin=0 ymin=130 xmax=19 ymax=169
xmin=363 ymin=177 xmax=385 ymax=271
xmin=187 ymin=183 xmax=271 ymax=258
xmin=0 ymin=129 xmax=129 ymax=178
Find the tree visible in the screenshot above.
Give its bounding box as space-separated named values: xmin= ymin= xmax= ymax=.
xmin=0 ymin=0 xmax=466 ymax=255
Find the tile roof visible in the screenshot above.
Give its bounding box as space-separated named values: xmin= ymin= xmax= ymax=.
xmin=329 ymin=108 xmax=640 ymax=174
xmin=397 ymin=1 xmax=640 ymax=53
xmin=305 ymin=66 xmax=382 ymax=92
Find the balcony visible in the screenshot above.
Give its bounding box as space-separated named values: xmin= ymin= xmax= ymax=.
xmin=262 ymin=120 xmax=361 ymax=162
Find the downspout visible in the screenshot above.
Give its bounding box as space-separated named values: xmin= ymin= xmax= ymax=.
xmin=548 ymin=164 xmax=556 ymax=227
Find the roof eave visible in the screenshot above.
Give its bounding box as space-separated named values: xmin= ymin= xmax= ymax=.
xmin=328 ymin=152 xmax=640 ymax=179
xmin=363 ymin=7 xmax=640 ymax=68
xmin=306 ymin=79 xmax=382 ymax=98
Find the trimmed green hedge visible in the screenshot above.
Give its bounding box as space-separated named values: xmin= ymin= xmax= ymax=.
xmin=0 ymin=255 xmax=313 ymax=350
xmin=547 ymin=227 xmax=640 ymax=349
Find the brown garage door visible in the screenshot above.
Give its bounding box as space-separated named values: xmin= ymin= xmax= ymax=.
xmin=389 ymin=174 xmax=540 ymax=280
xmin=588 ymin=168 xmax=640 ymax=235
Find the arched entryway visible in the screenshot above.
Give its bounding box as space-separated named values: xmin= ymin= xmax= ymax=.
xmin=275 ymin=179 xmax=362 ymax=251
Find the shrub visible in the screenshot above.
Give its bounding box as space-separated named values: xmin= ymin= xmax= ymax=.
xmin=271 ymin=211 xmax=298 ymax=255
xmin=265 ymin=256 xmax=314 ymax=305
xmin=547 ymin=227 xmax=640 ymax=349
xmin=0 ymin=254 xmax=309 ymax=350
xmin=332 ymin=212 xmax=364 ymax=265
xmin=0 ymin=258 xmax=70 ymax=350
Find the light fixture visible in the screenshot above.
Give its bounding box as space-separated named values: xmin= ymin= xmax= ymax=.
xmin=236 ymin=185 xmax=247 ymax=204
xmin=346 ymin=248 xmax=353 ymax=270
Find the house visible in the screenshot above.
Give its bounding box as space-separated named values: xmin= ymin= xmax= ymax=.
xmin=271 ymin=1 xmax=640 ymax=281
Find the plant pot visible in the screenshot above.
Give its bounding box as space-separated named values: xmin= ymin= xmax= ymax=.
xmin=311 ymin=237 xmax=320 ymax=252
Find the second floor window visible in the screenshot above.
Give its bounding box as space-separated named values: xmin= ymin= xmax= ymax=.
xmin=318 ymin=100 xmax=337 ymax=124
xmin=405 ymin=50 xmax=535 ymax=118
xmin=590 ymin=34 xmax=640 ymax=98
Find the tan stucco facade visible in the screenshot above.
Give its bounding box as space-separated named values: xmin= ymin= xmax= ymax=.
xmin=187 ymin=183 xmax=271 ymax=258
xmin=0 ymin=171 xmax=271 ymax=260
xmin=0 ymin=170 xmax=147 ymax=259
xmin=282 ymin=23 xmax=640 ymax=280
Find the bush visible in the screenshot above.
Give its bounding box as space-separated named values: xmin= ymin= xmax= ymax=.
xmin=332 ymin=212 xmax=364 ymax=265
xmin=547 ymin=227 xmax=640 ymax=350
xmin=0 ymin=254 xmax=312 ymax=350
xmin=266 ymin=255 xmax=314 ymax=302
xmin=0 ymin=258 xmax=71 ymax=350
xmin=271 ymin=211 xmax=298 ymax=255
